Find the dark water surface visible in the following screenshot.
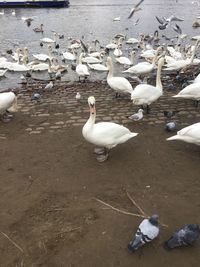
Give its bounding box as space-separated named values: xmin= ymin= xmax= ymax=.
xmin=0 ymin=0 xmax=199 ymax=89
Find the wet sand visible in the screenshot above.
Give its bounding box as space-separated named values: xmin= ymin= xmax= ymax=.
xmin=0 ymin=81 xmax=200 ymax=266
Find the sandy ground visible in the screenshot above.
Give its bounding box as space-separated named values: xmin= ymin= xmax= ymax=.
xmin=0 ymin=82 xmax=200 ymax=267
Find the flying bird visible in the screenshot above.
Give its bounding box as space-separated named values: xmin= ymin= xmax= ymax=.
xmin=164 ymin=224 xmax=200 ymax=250
xmin=128 ymin=0 xmax=144 ymax=19
xmin=128 ymin=214 xmax=159 ymax=252
xmin=173 ymin=24 xmax=182 ymax=35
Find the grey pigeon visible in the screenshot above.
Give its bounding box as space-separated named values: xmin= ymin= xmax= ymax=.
xmin=163 ymin=110 xmax=176 ymax=119
xmin=128 ymin=0 xmax=144 ymax=19
xmin=165 ymin=122 xmax=177 ymax=132
xmin=128 ymin=215 xmax=159 ymax=252
xmin=31 ymin=93 xmax=41 ymax=102
xmin=129 ymin=109 xmax=144 ymax=121
xmin=164 ymin=224 xmax=200 ymax=250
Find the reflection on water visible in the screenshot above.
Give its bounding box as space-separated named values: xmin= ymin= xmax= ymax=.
xmin=0 ymin=0 xmax=199 ymax=89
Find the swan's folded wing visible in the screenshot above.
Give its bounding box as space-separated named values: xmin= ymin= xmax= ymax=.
xmin=178 ymin=123 xmax=200 ymax=136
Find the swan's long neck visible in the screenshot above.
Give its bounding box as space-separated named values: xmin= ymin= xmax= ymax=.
xmin=79 ymin=53 xmax=83 ymax=64
xmin=84 ymin=108 xmax=96 ymax=131
xmin=107 ymin=59 xmax=113 ymax=79
xmin=130 ymin=52 xmax=136 ymax=64
xmin=156 ymin=61 xmax=163 ymax=92
xmin=190 ymin=40 xmax=199 ymax=63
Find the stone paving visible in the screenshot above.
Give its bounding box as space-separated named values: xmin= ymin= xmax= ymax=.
xmin=1 ymin=78 xmax=200 ymax=136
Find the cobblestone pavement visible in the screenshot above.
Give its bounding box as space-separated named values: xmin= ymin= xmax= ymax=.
xmin=0 ymin=78 xmax=200 ymax=136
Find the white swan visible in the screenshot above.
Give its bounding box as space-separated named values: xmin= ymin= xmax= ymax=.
xmin=82 ymin=56 xmax=102 ymax=64
xmin=131 ymin=57 xmax=164 ymax=113
xmin=116 ymin=51 xmax=136 ymax=66
xmin=113 ymin=47 xmax=123 ymax=57
xmin=40 ymin=33 xmax=57 ymax=44
xmin=106 ymin=56 xmax=133 ymax=97
xmin=0 ymin=92 xmax=18 ymax=122
xmin=167 ymin=122 xmax=200 ymax=145
xmin=76 ymin=53 xmax=90 ymax=82
xmin=88 ymin=63 xmax=108 ymax=71
xmin=63 ymin=48 xmax=76 ymax=61
xmin=172 ymin=83 xmax=200 ymax=104
xmin=82 ymin=96 xmax=138 ymax=161
xmin=33 ymin=45 xmax=53 ymax=61
xmin=33 ymin=24 xmax=44 ymax=33
xmin=164 ymin=39 xmax=200 ymax=71
xmin=29 ymin=62 xmax=49 ymax=71
xmin=126 ymin=37 xmax=139 ymax=44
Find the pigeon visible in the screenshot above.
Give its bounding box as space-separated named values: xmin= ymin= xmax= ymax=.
xmin=163 ymin=110 xmax=176 ymax=119
xmin=164 ymin=224 xmax=200 ymax=250
xmin=44 ymin=81 xmax=53 ymax=91
xmin=128 ymin=0 xmax=144 ymax=19
xmin=165 ymin=122 xmax=177 ymax=132
xmin=31 ymin=93 xmax=41 ymax=102
xmin=128 ymin=214 xmax=159 ymax=252
xmin=75 ymin=92 xmax=81 ymax=100
xmin=129 ymin=109 xmax=144 ymax=121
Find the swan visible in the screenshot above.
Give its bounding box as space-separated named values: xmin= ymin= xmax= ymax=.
xmin=33 ymin=24 xmax=44 ymax=33
xmin=88 ymin=63 xmax=108 ymax=71
xmin=63 ymin=48 xmax=76 ymax=61
xmin=0 ymin=92 xmax=18 ymax=122
xmin=33 ymin=45 xmax=53 ymax=61
xmin=11 ymin=10 xmax=16 ymax=16
xmin=164 ymin=39 xmax=200 ymax=71
xmin=0 ymin=9 xmax=4 ymax=15
xmin=82 ymin=56 xmax=102 ymax=64
xmin=106 ymin=37 xmax=124 ymax=50
xmin=123 ymin=48 xmax=161 ymax=75
xmin=82 ymin=96 xmax=138 ymax=162
xmin=126 ymin=37 xmax=139 ymax=44
xmin=116 ymin=51 xmax=136 ymax=66
xmin=172 ymin=82 xmax=200 ymax=106
xmin=131 ymin=57 xmax=165 ymax=113
xmin=106 ymin=56 xmax=133 ymax=97
xmin=76 ymin=53 xmax=90 ymax=82
xmin=11 ymin=48 xmax=23 ymax=62
xmin=29 ymin=62 xmax=49 ymax=71
xmin=6 ymin=56 xmax=30 ymax=72
xmin=194 ymin=73 xmax=200 ymax=83
xmin=113 ymin=46 xmax=123 ymax=57
xmin=40 ymin=33 xmax=57 ymax=44
xmin=167 ymin=122 xmax=200 ymax=145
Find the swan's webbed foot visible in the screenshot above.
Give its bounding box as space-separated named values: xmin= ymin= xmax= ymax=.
xmin=94 ymin=147 xmax=106 ymax=155
xmin=94 ymin=147 xmax=109 ymax=162
xmin=1 ymin=112 xmax=13 ymax=123
xmin=96 ymin=153 xmax=109 ymax=162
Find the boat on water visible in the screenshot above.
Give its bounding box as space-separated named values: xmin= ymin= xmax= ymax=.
xmin=0 ymin=0 xmax=69 ymax=7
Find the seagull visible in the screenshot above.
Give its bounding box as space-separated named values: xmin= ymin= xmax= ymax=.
xmin=164 ymin=224 xmax=200 ymax=250
xmin=128 ymin=214 xmax=159 ymax=252
xmin=156 ymin=15 xmax=184 ymax=30
xmin=128 ymin=0 xmax=144 ymax=19
xmin=44 ymin=81 xmax=53 ymax=91
xmin=129 ymin=109 xmax=144 ymax=121
xmin=75 ymin=92 xmax=81 ymax=100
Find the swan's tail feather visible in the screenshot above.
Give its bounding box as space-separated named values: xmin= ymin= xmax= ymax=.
xmin=130 ymin=133 xmax=139 ymax=138
xmin=166 ymin=135 xmax=179 ymax=141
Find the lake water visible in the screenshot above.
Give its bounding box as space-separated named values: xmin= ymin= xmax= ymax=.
xmin=0 ymin=0 xmax=199 ymax=89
